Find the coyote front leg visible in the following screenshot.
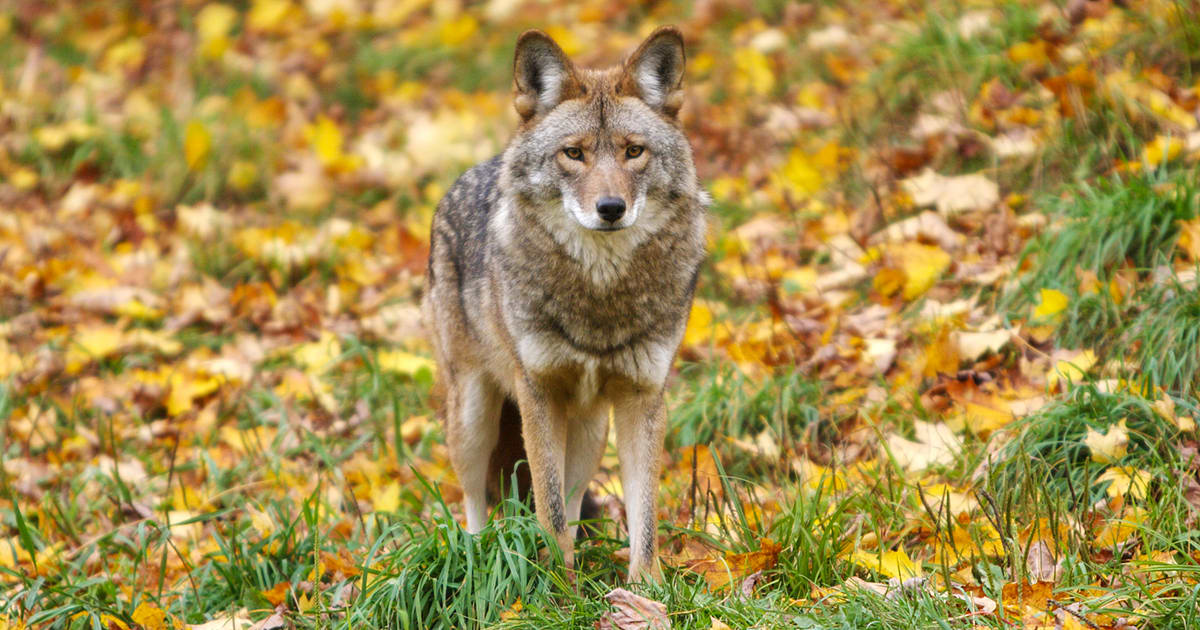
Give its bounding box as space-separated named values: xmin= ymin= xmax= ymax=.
xmin=613 ymin=390 xmax=667 ymax=582
xmin=514 ymin=374 xmax=574 ymax=570
xmin=445 ymin=371 xmax=503 ymax=533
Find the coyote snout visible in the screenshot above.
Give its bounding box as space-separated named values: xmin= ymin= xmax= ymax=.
xmin=422 ymin=25 xmax=707 ymax=583
xmin=558 ymin=137 xmax=648 ymax=231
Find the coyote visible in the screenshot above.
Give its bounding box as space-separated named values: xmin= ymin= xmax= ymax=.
xmin=422 ymin=26 xmax=707 ymax=580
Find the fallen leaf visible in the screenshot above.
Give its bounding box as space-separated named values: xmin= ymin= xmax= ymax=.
xmin=685 ymin=538 xmax=782 ymax=591
xmin=1085 ymin=419 xmax=1129 ymax=463
xmin=597 ymin=588 xmax=669 ymax=630
xmin=1032 ymin=288 xmax=1069 ymax=320
xmin=1026 ymin=540 xmax=1061 ymax=582
xmin=1096 ymin=466 xmax=1152 ymax=500
xmin=901 ymin=169 xmax=1000 ymax=216
xmin=1094 ymin=506 xmax=1146 ymax=547
xmin=844 ymin=548 xmax=922 ymax=580
xmin=185 ymin=120 xmax=212 ymax=171
xmin=260 ymin=581 xmax=290 ymax=606
xmin=885 ymin=421 xmax=961 ymax=472
xmin=1046 ymin=350 xmax=1097 ymax=389
xmin=377 ymin=349 xmax=435 ymax=378
xmin=187 ymin=610 xmax=254 ymax=630
xmin=952 ymin=329 xmax=1012 ymax=362
xmin=131 ymin=603 xmax=169 ymax=630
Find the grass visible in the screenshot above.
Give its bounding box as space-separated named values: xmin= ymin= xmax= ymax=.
xmin=1004 ymin=170 xmax=1200 ymax=394
xmin=4 ymin=0 xmax=1200 ymax=628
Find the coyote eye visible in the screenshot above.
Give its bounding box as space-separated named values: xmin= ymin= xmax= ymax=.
xmin=625 ymin=145 xmax=645 ymax=159
xmin=563 ymin=147 xmax=584 ymax=161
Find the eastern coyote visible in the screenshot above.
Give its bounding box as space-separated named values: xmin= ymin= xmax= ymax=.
xmin=423 ymin=26 xmax=707 ymax=580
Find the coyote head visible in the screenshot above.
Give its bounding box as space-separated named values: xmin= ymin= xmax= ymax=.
xmin=504 ymin=27 xmax=697 ymax=233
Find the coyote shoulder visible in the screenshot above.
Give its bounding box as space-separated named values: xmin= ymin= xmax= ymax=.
xmin=422 ymin=26 xmax=707 ymax=581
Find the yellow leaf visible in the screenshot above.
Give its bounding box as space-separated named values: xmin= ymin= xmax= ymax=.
xmin=893 ymin=242 xmax=951 ymax=300
xmin=307 ymin=115 xmax=344 ymax=169
xmin=184 ymin=120 xmax=212 ymax=171
xmin=1096 ymin=466 xmax=1152 ymax=500
xmin=115 ymin=298 xmax=163 ymax=320
xmin=1007 ymin=40 xmax=1049 ymax=65
xmin=10 ymin=166 xmax=38 ymax=190
xmin=372 ymin=482 xmax=400 ymax=513
xmin=228 ymin=159 xmax=259 ymax=191
xmin=780 ymin=266 xmax=817 ymax=296
xmin=1178 ymin=217 xmax=1200 ymax=262
xmin=961 ymin=401 xmax=1013 ymax=436
xmin=845 ymin=548 xmax=922 ymax=580
xmin=933 ymin=522 xmax=1004 ymax=566
xmin=732 ymin=47 xmax=775 ymax=96
xmin=686 ymin=538 xmax=782 ymax=590
xmin=437 ymin=14 xmax=479 ymax=47
xmin=1033 ymin=288 xmax=1069 ymax=320
xmin=66 ymin=325 xmax=124 ymax=374
xmin=103 ymin=38 xmax=146 ymax=73
xmin=1084 ymin=419 xmax=1129 ymax=463
xmin=131 ymin=602 xmax=168 ymax=630
xmin=197 ymin=4 xmax=238 ymax=41
xmin=1094 ymin=506 xmax=1146 ymax=547
xmin=1046 ymin=350 xmax=1097 ymax=389
xmin=292 ymin=331 xmax=343 ymax=374
xmin=0 ymin=341 xmax=26 ymax=380
xmin=248 ymin=0 xmax=295 ymax=32
xmin=1142 ymin=134 xmax=1183 ymax=167
xmin=1151 ymin=395 xmax=1196 ymax=431
xmin=922 ymin=326 xmax=959 ymax=377
xmin=500 ymin=598 xmax=524 ymax=621
xmin=167 ymin=371 xmax=222 ymax=417
xmin=541 ymin=26 xmax=581 ymax=56
xmin=197 ymin=3 xmax=238 ymax=58
xmin=682 ymin=301 xmax=714 ymax=348
xmin=377 ymin=350 xmax=435 ymax=377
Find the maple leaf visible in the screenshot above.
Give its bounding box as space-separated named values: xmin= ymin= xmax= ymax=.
xmin=684 ymin=538 xmax=782 ymax=591
xmin=1096 ymin=466 xmax=1152 ymax=500
xmin=843 ymin=548 xmax=922 ymax=580
xmin=1084 ymin=419 xmax=1129 ymax=463
xmin=901 ymin=169 xmax=1000 ymax=216
xmin=884 ymin=421 xmax=961 ymax=472
xmin=130 ymin=603 xmax=169 ymax=630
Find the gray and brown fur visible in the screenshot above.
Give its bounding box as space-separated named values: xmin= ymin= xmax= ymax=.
xmin=422 ymin=26 xmax=707 ymax=581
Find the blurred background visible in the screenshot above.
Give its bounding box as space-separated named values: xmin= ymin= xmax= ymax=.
xmin=2 ymin=0 xmax=1200 ymax=628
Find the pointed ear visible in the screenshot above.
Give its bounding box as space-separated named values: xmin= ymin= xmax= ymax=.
xmin=513 ymin=30 xmax=582 ymax=121
xmin=620 ymin=26 xmax=686 ymax=117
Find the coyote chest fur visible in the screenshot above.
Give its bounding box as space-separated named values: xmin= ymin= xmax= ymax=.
xmin=422 ymin=26 xmax=706 ymax=581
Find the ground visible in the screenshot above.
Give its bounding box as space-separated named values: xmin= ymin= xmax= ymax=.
xmin=1 ymin=1 xmax=1199 ymax=629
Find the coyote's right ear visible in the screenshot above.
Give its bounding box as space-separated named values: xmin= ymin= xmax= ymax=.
xmin=513 ymin=30 xmax=582 ymax=121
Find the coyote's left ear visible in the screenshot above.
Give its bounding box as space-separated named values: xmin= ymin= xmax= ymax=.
xmin=620 ymin=26 xmax=686 ymax=118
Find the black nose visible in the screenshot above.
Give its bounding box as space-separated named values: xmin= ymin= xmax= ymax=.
xmin=596 ymin=196 xmax=626 ymax=223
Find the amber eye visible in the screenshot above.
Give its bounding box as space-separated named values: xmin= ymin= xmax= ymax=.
xmin=625 ymin=145 xmax=645 ymax=159
xmin=563 ymin=147 xmax=584 ymax=161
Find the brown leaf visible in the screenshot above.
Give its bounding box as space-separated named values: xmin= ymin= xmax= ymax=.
xmin=685 ymin=538 xmax=781 ymax=591
xmin=596 ymin=588 xmax=669 ymax=630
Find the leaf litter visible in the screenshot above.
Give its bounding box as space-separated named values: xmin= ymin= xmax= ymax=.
xmin=0 ymin=0 xmax=1199 ymax=628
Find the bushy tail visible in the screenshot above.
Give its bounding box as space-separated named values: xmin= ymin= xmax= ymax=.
xmin=487 ymin=397 xmax=601 ymax=538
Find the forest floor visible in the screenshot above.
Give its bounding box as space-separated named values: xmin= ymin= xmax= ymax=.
xmin=1 ymin=1 xmax=1199 ymax=628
